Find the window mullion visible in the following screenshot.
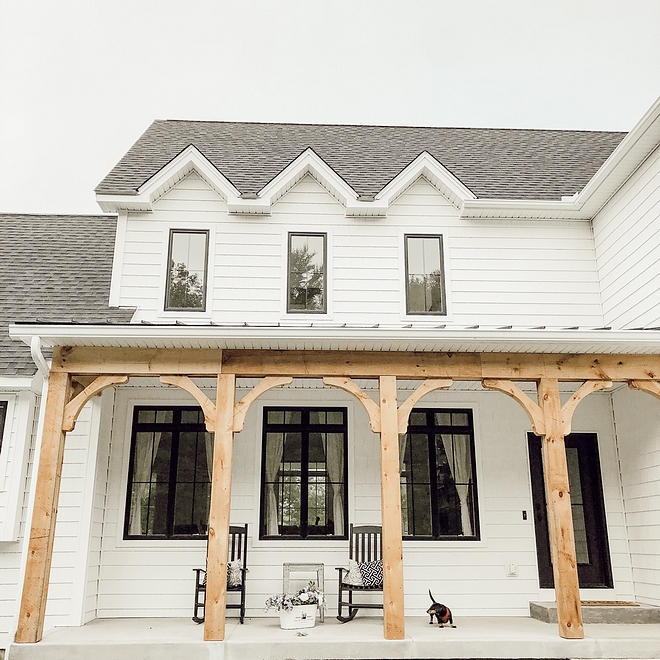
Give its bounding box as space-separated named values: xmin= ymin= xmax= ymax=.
xmin=166 ymin=410 xmax=181 ymax=538
xmin=300 ymin=411 xmax=309 ymax=539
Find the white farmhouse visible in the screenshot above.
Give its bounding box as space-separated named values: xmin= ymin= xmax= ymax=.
xmin=1 ymin=96 xmax=660 ymax=657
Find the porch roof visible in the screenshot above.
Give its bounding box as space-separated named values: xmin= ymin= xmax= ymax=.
xmin=10 ymin=321 xmax=660 ymax=355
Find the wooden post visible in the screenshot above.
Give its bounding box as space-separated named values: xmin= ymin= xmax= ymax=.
xmin=538 ymin=378 xmax=584 ymax=639
xmin=15 ymin=371 xmax=71 ymax=643
xmin=378 ymin=376 xmax=405 ymax=640
xmin=204 ymin=374 xmax=236 ymax=642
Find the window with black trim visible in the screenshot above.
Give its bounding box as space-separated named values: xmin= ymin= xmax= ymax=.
xmin=0 ymin=401 xmax=7 ymax=455
xmin=401 ymin=409 xmax=479 ymax=539
xmin=287 ymin=233 xmax=326 ymax=313
xmin=405 ymin=234 xmax=446 ymax=315
xmin=261 ymin=407 xmax=347 ymax=539
xmin=125 ymin=407 xmax=212 ymax=539
xmin=165 ymin=230 xmax=209 ymax=311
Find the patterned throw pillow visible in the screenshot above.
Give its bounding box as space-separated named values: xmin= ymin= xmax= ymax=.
xmin=342 ymin=558 xmax=364 ymax=586
xmin=227 ymin=559 xmax=243 ymax=587
xmin=358 ymin=560 xmax=383 ymax=587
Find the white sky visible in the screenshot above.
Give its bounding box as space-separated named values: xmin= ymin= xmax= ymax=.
xmin=1 ymin=0 xmax=659 ymax=215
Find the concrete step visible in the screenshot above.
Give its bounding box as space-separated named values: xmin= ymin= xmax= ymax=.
xmin=530 ymin=600 xmax=660 ymax=624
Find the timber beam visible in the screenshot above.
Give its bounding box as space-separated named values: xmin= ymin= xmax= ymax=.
xmin=51 ymin=346 xmax=660 ymax=381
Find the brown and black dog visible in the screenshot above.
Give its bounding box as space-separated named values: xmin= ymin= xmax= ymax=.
xmin=427 ymin=591 xmax=456 ymax=627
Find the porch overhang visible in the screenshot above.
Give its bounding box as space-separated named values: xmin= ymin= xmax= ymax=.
xmin=9 ymin=321 xmax=660 ymax=355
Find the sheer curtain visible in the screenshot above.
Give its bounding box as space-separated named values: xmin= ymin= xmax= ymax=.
xmin=324 ymin=433 xmax=344 ymax=536
xmin=441 ymin=434 xmax=473 ymax=536
xmin=264 ymin=433 xmax=284 ymax=535
xmin=129 ymin=431 xmax=162 ymax=535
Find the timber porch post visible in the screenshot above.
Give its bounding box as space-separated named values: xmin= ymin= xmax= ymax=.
xmin=204 ymin=373 xmax=236 ymax=641
xmin=15 ymin=371 xmax=71 ymax=643
xmin=538 ymin=378 xmax=584 ymax=639
xmin=378 ymin=376 xmax=405 ymax=640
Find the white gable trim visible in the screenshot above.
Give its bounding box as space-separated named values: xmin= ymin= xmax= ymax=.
xmin=96 ymin=146 xmax=241 ymax=213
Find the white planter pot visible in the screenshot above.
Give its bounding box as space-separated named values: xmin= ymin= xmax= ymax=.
xmin=279 ymin=604 xmax=317 ymax=629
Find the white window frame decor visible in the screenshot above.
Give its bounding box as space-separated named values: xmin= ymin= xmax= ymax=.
xmin=286 ymin=232 xmax=328 ymax=314
xmin=404 ymin=234 xmax=447 ymax=316
xmin=164 ymin=229 xmax=210 ymax=312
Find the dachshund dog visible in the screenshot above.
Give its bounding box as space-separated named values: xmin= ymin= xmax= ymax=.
xmin=427 ymin=590 xmax=456 ymax=627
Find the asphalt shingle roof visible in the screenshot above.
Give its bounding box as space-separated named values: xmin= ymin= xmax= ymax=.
xmin=0 ymin=214 xmax=135 ymax=376
xmin=96 ymin=120 xmax=627 ymax=201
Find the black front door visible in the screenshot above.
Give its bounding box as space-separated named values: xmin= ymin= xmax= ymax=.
xmin=528 ymin=433 xmax=613 ymax=589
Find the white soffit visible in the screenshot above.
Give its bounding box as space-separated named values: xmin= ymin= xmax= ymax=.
xmin=9 ymin=323 xmax=660 ymax=355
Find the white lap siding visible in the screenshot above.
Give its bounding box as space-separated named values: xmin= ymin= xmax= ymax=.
xmin=115 ymin=172 xmax=604 ymax=327
xmin=594 ymin=143 xmax=660 ymax=329
xmin=611 ymin=386 xmax=660 ymax=606
xmin=96 ymin=382 xmax=629 ymax=619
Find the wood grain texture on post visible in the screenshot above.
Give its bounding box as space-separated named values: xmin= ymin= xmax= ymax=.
xmin=538 ymin=378 xmax=584 ymax=639
xmin=204 ymin=373 xmax=236 ymax=642
xmin=378 ymin=376 xmax=405 ymax=640
xmin=15 ymin=371 xmax=70 ymax=643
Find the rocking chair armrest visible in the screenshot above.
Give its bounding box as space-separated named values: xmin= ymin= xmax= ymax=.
xmin=336 ymin=566 xmax=348 ymax=575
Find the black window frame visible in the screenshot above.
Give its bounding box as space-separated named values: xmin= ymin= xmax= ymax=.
xmin=401 ymin=408 xmax=479 ymax=541
xmin=404 ymin=234 xmax=447 ymax=315
xmin=164 ymin=229 xmax=210 ymax=312
xmin=0 ymin=401 xmax=7 ymax=455
xmin=286 ymin=232 xmax=327 ymax=314
xmin=260 ymin=406 xmax=348 ymax=540
xmin=124 ymin=405 xmax=213 ymax=540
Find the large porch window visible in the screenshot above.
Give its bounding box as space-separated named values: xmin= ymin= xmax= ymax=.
xmin=260 ymin=407 xmax=347 ymax=539
xmin=401 ymin=408 xmax=479 ymax=540
xmin=125 ymin=406 xmax=213 ymax=539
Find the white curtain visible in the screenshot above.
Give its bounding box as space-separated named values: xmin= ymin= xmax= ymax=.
xmin=129 ymin=431 xmax=163 ymax=535
xmin=398 ymin=434 xmax=407 ymax=472
xmin=324 ymin=433 xmax=344 ymax=536
xmin=441 ymin=434 xmax=473 ymax=536
xmin=205 ymin=432 xmax=214 ymax=480
xmin=265 ymin=433 xmax=284 ymax=535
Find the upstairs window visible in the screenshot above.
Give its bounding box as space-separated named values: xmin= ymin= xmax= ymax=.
xmin=165 ymin=230 xmax=209 ymax=311
xmin=0 ymin=401 xmax=7 ymax=455
xmin=405 ymin=235 xmax=446 ymax=315
xmin=287 ymin=233 xmax=326 ymax=313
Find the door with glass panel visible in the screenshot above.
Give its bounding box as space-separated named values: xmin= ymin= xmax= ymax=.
xmin=528 ymin=432 xmax=613 ymax=588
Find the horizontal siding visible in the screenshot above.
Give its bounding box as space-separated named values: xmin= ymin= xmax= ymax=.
xmin=95 ymin=384 xmax=629 ymax=619
xmin=594 ymin=144 xmax=660 ymax=328
xmin=612 ymin=386 xmax=660 ymax=607
xmin=118 ymin=171 xmax=604 ymax=326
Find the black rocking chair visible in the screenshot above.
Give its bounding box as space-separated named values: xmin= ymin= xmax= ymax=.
xmin=336 ymin=524 xmax=383 ymax=622
xmin=193 ymin=523 xmax=249 ymax=624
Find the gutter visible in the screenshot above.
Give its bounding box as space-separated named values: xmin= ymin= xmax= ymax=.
xmin=30 ymin=335 xmax=50 ymax=379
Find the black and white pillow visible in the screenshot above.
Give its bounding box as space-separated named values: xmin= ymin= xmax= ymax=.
xmin=358 ymin=559 xmax=383 ymax=587
xmin=227 ymin=559 xmax=243 ymax=587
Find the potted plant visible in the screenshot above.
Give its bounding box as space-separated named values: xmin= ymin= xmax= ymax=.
xmin=264 ymin=581 xmax=325 ymax=629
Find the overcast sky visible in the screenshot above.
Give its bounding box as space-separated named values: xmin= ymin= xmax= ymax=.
xmin=1 ymin=0 xmax=659 ymax=215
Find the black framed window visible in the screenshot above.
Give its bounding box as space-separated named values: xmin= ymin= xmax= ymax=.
xmin=125 ymin=406 xmax=212 ymax=539
xmin=287 ymin=233 xmax=326 ymax=313
xmin=405 ymin=234 xmax=446 ymax=315
xmin=401 ymin=409 xmax=479 ymax=540
xmin=0 ymin=401 xmax=7 ymax=455
xmin=261 ymin=407 xmax=347 ymax=539
xmin=165 ymin=230 xmax=209 ymax=311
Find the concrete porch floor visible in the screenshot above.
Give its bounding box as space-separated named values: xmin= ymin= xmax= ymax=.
xmin=7 ymin=615 xmax=660 ymax=660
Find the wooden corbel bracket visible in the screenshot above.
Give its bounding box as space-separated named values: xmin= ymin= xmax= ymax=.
xmin=482 ymin=379 xmax=546 ymax=435
xmin=160 ymin=375 xmax=217 ymax=432
xmin=397 ymin=379 xmax=453 ymax=433
xmin=323 ymin=377 xmax=381 ymax=432
xmin=233 ymin=376 xmax=293 ymax=432
xmin=63 ymin=375 xmax=129 ymax=432
xmin=561 ymin=380 xmax=612 ymax=435
xmin=628 ymin=380 xmax=660 ymax=400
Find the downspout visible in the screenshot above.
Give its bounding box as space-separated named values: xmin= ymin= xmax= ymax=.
xmin=30 ymin=336 xmax=50 ymax=379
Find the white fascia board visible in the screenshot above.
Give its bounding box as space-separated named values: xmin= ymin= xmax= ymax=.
xmin=9 ymin=323 xmax=660 ymax=355
xmin=246 ymin=148 xmax=359 ymax=215
xmin=96 ymin=146 xmax=242 ymax=213
xmin=461 ymin=198 xmax=586 ymax=221
xmin=575 ymin=95 xmax=660 ymax=217
xmin=0 ymin=376 xmax=34 ymax=390
xmin=375 ymin=152 xmax=477 ymax=211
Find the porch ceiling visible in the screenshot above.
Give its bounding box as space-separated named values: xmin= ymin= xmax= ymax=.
xmin=9 ymin=322 xmax=660 ymax=355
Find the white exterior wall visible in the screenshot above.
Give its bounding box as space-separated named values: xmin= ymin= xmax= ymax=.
xmin=94 ymin=383 xmax=630 ymax=620
xmin=594 ymin=144 xmax=660 ymax=329
xmin=612 ymin=386 xmax=660 ymax=606
xmin=114 ymin=172 xmax=604 ymax=327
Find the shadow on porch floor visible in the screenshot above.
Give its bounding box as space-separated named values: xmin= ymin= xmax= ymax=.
xmin=7 ymin=614 xmax=660 ymax=660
